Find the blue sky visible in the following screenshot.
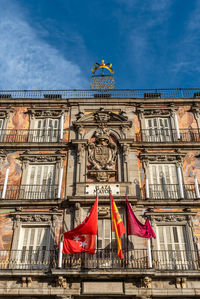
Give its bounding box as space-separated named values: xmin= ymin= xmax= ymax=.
xmin=0 ymin=0 xmax=200 ymax=89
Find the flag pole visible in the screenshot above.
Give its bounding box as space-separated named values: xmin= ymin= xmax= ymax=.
xmin=58 ymin=234 xmax=63 ymax=268
xmin=109 ymin=188 xmax=113 ymax=267
xmin=58 ymin=207 xmax=65 ymax=269
xmin=147 ymin=238 xmax=152 ymax=268
xmin=125 ymin=187 xmax=129 ymax=266
xmin=96 ymin=188 xmax=99 ymax=268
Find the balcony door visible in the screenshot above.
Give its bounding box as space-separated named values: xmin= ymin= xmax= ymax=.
xmin=16 ymin=226 xmax=51 ymax=269
xmin=32 ymin=118 xmax=60 ymax=142
xmin=145 ymin=118 xmax=171 ymax=142
xmin=156 ymin=225 xmax=192 ymax=270
xmin=23 ymin=164 xmax=56 ymax=199
xmin=149 ymin=164 xmax=179 ymax=199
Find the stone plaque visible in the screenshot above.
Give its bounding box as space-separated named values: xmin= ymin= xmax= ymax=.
xmin=85 ymin=184 xmax=120 ymax=195
xmin=82 ymin=282 xmax=123 ymax=294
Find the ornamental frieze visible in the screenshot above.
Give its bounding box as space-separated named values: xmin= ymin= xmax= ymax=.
xmin=153 ymin=215 xmax=186 ymax=222
xmin=27 ymin=108 xmax=66 ymax=119
xmin=74 ymin=107 xmax=132 ymax=126
xmin=20 ymin=151 xmax=65 ymax=163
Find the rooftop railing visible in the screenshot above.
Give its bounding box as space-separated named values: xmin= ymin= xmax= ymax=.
xmin=0 ymin=129 xmax=65 ymax=143
xmin=136 ymin=129 xmax=200 ymax=143
xmin=0 ymin=249 xmax=199 ymax=271
xmin=142 ymin=184 xmax=197 ymax=200
xmin=0 ymin=88 xmax=200 ymax=99
xmin=0 ymin=184 xmax=59 ymax=200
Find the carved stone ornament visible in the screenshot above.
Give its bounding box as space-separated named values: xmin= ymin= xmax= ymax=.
xmin=139 ymin=150 xmax=185 ymax=165
xmin=98 ymin=206 xmax=110 ymax=216
xmin=88 ymin=126 xmax=117 ymax=182
xmin=22 ymin=277 xmax=32 ymax=288
xmin=175 ymin=277 xmax=187 ymax=289
xmin=0 ymin=108 xmax=14 ymax=119
xmin=20 ymin=151 xmax=65 ymax=163
xmin=56 ymin=276 xmax=68 ymax=289
xmin=27 ymin=108 xmax=66 ymax=119
xmin=73 ymin=107 xmax=132 ymax=127
xmin=13 ymin=213 xmax=59 ymax=228
xmin=141 ymin=276 xmax=152 ymax=288
xmin=153 ymin=214 xmax=186 ymax=222
xmin=0 ymin=150 xmax=6 ymax=161
xmin=136 ymin=105 xmax=176 ymax=117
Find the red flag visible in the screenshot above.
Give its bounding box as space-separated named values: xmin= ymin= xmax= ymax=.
xmin=110 ymin=194 xmax=126 ymax=259
xmin=63 ymin=198 xmax=98 ymax=254
xmin=125 ymin=197 xmax=156 ymax=238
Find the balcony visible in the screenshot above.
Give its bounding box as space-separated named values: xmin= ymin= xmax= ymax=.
xmin=0 ymin=249 xmax=199 ymax=271
xmin=136 ymin=129 xmax=200 ymax=143
xmin=141 ymin=184 xmax=198 ymax=200
xmin=0 ymin=129 xmax=66 ymax=143
xmin=0 ymin=184 xmax=59 ymax=200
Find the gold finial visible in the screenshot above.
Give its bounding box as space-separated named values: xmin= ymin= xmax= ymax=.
xmin=92 ymin=60 xmax=114 ymax=75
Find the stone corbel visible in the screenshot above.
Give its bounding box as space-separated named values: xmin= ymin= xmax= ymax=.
xmin=140 ymin=276 xmax=152 ymax=288
xmin=56 ymin=276 xmax=68 ymax=289
xmin=175 ymin=277 xmax=186 ymax=289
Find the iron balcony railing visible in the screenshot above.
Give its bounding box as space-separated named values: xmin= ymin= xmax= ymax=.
xmin=0 ymin=88 xmax=200 ymax=99
xmin=142 ymin=184 xmax=197 ymax=200
xmin=0 ymin=184 xmax=59 ymax=200
xmin=0 ymin=249 xmax=56 ymax=270
xmin=136 ymin=129 xmax=200 ymax=143
xmin=0 ymin=249 xmax=199 ymax=270
xmin=0 ymin=129 xmax=65 ymax=143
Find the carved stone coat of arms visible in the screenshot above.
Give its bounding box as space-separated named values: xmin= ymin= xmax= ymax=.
xmin=88 ymin=128 xmax=117 ymax=182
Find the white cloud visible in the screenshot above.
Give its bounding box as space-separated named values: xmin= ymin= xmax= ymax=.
xmin=0 ymin=1 xmax=87 ymax=89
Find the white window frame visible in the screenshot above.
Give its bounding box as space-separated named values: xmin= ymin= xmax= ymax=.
xmin=32 ymin=118 xmax=60 ymax=142
xmin=145 ymin=117 xmax=172 ymax=142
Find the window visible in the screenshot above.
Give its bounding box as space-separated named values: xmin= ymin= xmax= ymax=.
xmin=31 ymin=118 xmax=60 ymax=142
xmin=149 ymin=164 xmax=179 ymax=199
xmin=98 ymin=218 xmax=112 ymax=250
xmin=145 ymin=117 xmax=171 ymax=142
xmin=22 ymin=164 xmax=57 ymax=199
xmin=15 ymin=226 xmax=51 ymax=269
xmin=156 ymin=225 xmax=193 ymax=270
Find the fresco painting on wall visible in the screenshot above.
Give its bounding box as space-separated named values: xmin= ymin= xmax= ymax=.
xmin=178 ymin=106 xmax=197 ymax=129
xmin=183 ymin=152 xmax=200 ymax=184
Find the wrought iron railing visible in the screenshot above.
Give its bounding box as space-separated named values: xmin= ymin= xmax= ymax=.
xmin=0 ymin=129 xmax=65 ymax=143
xmin=0 ymin=249 xmax=56 ymax=270
xmin=0 ymin=249 xmax=198 ymax=270
xmin=59 ymin=248 xmax=148 ymax=269
xmin=0 ymin=88 xmax=200 ymax=99
xmin=0 ymin=184 xmax=59 ymax=200
xmin=136 ymin=129 xmax=200 ymax=143
xmin=142 ymin=184 xmax=197 ymax=200
xmin=152 ymin=250 xmax=200 ymax=270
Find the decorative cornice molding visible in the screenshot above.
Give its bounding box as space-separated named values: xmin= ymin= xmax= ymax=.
xmin=139 ymin=150 xmax=185 ymax=164
xmin=0 ymin=108 xmax=14 ymax=118
xmin=19 ymin=150 xmax=66 ymax=163
xmin=27 ymin=107 xmax=67 ymax=119
xmin=11 ymin=211 xmax=61 ymax=227
xmin=136 ymin=105 xmax=177 ymax=117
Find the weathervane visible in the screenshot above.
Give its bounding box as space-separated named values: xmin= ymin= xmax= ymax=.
xmin=90 ymin=60 xmax=115 ymax=90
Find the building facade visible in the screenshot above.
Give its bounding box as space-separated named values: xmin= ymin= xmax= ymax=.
xmin=0 ymin=86 xmax=200 ymax=298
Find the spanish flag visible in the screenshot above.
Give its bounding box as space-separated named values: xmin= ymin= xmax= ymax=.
xmin=110 ymin=193 xmax=126 ymax=259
